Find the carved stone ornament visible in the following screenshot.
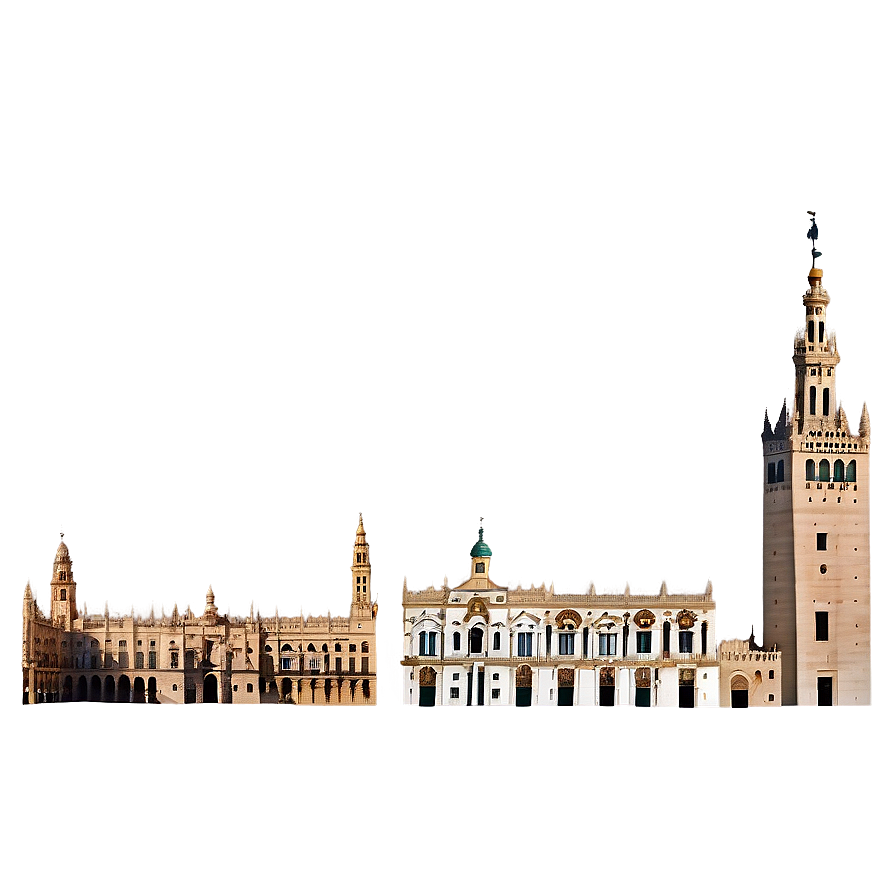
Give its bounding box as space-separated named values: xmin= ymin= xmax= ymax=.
xmin=516 ymin=665 xmax=532 ymax=687
xmin=558 ymin=668 xmax=575 ymax=687
xmin=634 ymin=610 xmax=656 ymax=629
xmin=676 ymin=610 xmax=697 ymax=630
xmin=730 ymin=674 xmax=749 ymax=691
xmin=419 ymin=666 xmax=436 ymax=687
xmin=555 ymin=608 xmax=583 ymax=630
xmin=599 ymin=666 xmax=615 ymax=687
xmin=679 ymin=668 xmax=696 ymax=684
xmin=463 ymin=597 xmax=490 ymax=623
xmin=635 ymin=667 xmax=651 ymax=687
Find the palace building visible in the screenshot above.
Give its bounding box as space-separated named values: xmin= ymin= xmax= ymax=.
xmin=22 ymin=515 xmax=377 ymax=705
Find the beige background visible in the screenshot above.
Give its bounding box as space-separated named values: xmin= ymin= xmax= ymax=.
xmin=3 ymin=2 xmax=891 ymax=894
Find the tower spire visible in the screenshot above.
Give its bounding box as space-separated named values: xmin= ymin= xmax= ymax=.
xmin=351 ymin=513 xmax=371 ymax=609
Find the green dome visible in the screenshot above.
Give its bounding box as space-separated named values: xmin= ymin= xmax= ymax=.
xmin=470 ymin=527 xmax=492 ymax=558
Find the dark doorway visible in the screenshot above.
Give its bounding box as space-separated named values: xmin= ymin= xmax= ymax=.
xmin=515 ymin=665 xmax=532 ymax=706
xmin=76 ymin=676 xmax=88 ymax=702
xmin=477 ymin=667 xmax=485 ymax=706
xmin=599 ymin=668 xmax=615 ymax=706
xmin=203 ymin=674 xmax=218 ymax=704
xmin=62 ymin=676 xmax=73 ymax=702
xmin=148 ymin=677 xmax=158 ymax=703
xmin=117 ymin=676 xmax=130 ymax=703
xmin=419 ymin=666 xmax=436 ymax=706
xmin=133 ymin=677 xmax=146 ymax=703
xmin=558 ymin=669 xmax=574 ymax=705
xmin=818 ymin=676 xmax=833 ymax=706
xmin=103 ymin=675 xmax=115 ymax=703
xmin=635 ymin=687 xmax=651 ymax=707
xmin=184 ymin=682 xmax=195 ymax=704
xmin=678 ymin=668 xmax=695 ymax=708
xmin=730 ymin=674 xmax=749 ymax=708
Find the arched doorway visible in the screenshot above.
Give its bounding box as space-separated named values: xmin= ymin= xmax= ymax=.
xmin=557 ymin=668 xmax=575 ymax=706
xmin=515 ymin=665 xmax=532 ymax=707
xmin=203 ymin=674 xmax=218 ymax=704
xmin=418 ymin=666 xmax=436 ymax=706
xmin=88 ymin=675 xmax=101 ymax=702
xmin=730 ymin=674 xmax=749 ymax=708
xmin=599 ymin=667 xmax=615 ymax=706
xmin=133 ymin=677 xmax=145 ymax=703
xmin=103 ymin=675 xmax=116 ymax=703
xmin=76 ymin=676 xmax=88 ymax=702
xmin=147 ymin=677 xmax=158 ymax=704
xmin=634 ymin=668 xmax=651 ymax=707
xmin=62 ymin=676 xmax=73 ymax=703
xmin=679 ymin=668 xmax=695 ymax=708
xmin=280 ymin=678 xmax=293 ymax=704
xmin=117 ymin=675 xmax=130 ymax=703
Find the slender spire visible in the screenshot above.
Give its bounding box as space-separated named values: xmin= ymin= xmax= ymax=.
xmin=859 ymin=402 xmax=871 ymax=438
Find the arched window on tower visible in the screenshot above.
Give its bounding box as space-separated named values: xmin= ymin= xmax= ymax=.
xmin=767 ymin=463 xmax=775 ymax=484
xmin=808 ymin=320 xmax=815 ymax=342
xmin=453 ymin=631 xmax=461 ymax=651
xmin=776 ymin=460 xmax=785 ymax=482
xmin=819 ymin=321 xmax=825 ymax=342
xmin=819 ymin=459 xmax=830 ymax=482
xmin=810 ymin=386 xmax=817 ymax=415
xmin=823 ymin=388 xmax=830 ymax=416
xmin=834 ymin=459 xmax=845 ymax=482
xmin=493 ymin=631 xmax=501 ymax=651
xmin=846 ymin=460 xmax=856 ymax=482
xmin=806 ymin=459 xmax=816 ymax=481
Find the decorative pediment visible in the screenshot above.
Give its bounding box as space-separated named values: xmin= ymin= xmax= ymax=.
xmin=634 ymin=609 xmax=656 ymax=629
xmin=463 ymin=597 xmax=490 ymax=623
xmin=555 ymin=609 xmax=583 ymax=630
xmin=677 ymin=610 xmax=697 ymax=630
xmin=510 ymin=611 xmax=541 ymax=627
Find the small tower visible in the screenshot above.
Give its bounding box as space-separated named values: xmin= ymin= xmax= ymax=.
xmin=352 ymin=513 xmax=371 ymax=609
xmin=50 ymin=537 xmax=77 ymax=629
xmin=467 ymin=527 xmax=493 ymax=589
xmin=203 ymin=585 xmax=219 ymax=623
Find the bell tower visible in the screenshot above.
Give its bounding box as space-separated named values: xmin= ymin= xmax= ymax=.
xmin=50 ymin=536 xmax=77 ymax=629
xmin=762 ymin=216 xmax=871 ymax=705
xmin=351 ymin=514 xmax=371 ymax=610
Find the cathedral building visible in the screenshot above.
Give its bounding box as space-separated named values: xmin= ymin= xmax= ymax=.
xmin=22 ymin=516 xmax=377 ymax=705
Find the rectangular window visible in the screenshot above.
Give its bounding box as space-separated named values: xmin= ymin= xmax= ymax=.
xmin=678 ymin=631 xmax=693 ymax=653
xmin=491 ymin=689 xmax=500 ymax=699
xmin=449 ymin=687 xmax=460 ymax=699
xmin=148 ymin=651 xmax=157 ymax=669
xmin=598 ymin=633 xmax=617 ymax=656
xmin=170 ymin=652 xmax=178 ymax=669
xmin=815 ymin=611 xmax=829 ymax=641
xmin=636 ymin=632 xmax=652 ymax=654
xmin=281 ymin=657 xmax=292 ymax=671
xmin=517 ymin=632 xmax=533 ymax=657
xmin=558 ymin=633 xmax=575 ymax=655
xmin=817 ymin=533 xmax=827 ymax=550
xmin=452 ymin=672 xmax=460 ymax=681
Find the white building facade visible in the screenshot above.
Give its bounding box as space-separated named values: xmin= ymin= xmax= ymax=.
xmin=402 ymin=528 xmax=719 ymax=707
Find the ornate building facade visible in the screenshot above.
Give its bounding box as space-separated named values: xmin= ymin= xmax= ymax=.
xmin=22 ymin=516 xmax=377 ymax=705
xmin=401 ymin=528 xmax=719 ymax=707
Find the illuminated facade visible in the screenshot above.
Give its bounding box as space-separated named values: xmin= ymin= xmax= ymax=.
xmin=22 ymin=516 xmax=377 ymax=705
